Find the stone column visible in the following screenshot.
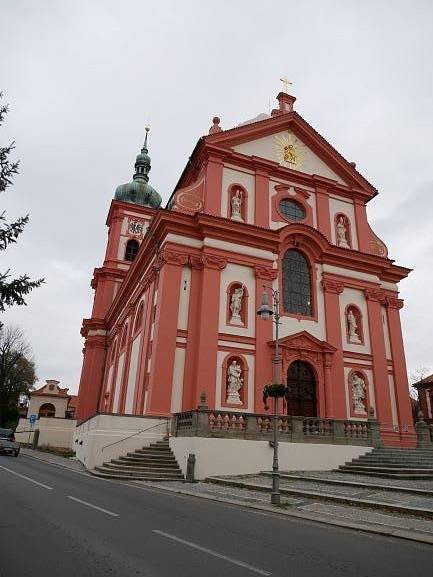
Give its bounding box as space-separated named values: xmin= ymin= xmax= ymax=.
xmin=386 ymin=295 xmax=416 ymax=444
xmin=192 ymin=254 xmax=227 ymax=409
xmin=204 ymin=153 xmax=224 ymax=216
xmin=254 ymin=168 xmax=270 ymax=228
xmin=321 ymin=278 xmax=346 ymax=418
xmin=254 ymin=266 xmax=277 ymax=412
xmin=146 ymin=250 xmax=187 ymax=415
xmin=365 ymin=289 xmax=394 ymax=441
xmin=76 ymin=331 xmax=107 ymax=421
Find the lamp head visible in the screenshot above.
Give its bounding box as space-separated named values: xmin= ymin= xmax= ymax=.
xmin=257 ymin=290 xmax=274 ymax=320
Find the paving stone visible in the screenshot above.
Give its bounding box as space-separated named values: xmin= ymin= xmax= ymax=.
xmin=20 ymin=448 xmax=86 ymax=472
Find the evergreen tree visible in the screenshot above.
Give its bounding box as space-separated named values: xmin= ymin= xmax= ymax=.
xmin=0 ymin=92 xmax=43 ymax=321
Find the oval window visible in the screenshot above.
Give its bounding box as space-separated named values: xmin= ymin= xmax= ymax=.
xmin=278 ymin=199 xmax=305 ymax=221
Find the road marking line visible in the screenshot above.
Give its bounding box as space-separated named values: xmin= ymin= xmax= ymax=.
xmin=67 ymin=495 xmax=119 ymax=517
xmin=0 ymin=464 xmax=53 ymax=489
xmin=152 ymin=529 xmax=271 ymax=576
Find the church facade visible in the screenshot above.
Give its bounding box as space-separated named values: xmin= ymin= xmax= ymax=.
xmin=76 ymin=90 xmax=415 ymax=453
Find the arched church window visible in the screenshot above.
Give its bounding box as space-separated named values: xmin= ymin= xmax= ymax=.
xmin=282 ymin=249 xmax=312 ymax=315
xmin=278 ymin=199 xmax=305 ymax=221
xmin=125 ymin=239 xmax=139 ymax=262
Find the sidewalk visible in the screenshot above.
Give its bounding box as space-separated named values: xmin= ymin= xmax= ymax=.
xmin=133 ymin=476 xmax=433 ymax=546
xmin=20 ymin=447 xmax=87 ymax=472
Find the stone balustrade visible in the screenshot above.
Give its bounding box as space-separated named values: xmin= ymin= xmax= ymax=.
xmin=171 ymin=409 xmax=381 ymax=447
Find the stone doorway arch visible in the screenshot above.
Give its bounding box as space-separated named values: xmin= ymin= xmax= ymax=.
xmin=286 ymin=360 xmax=317 ymax=417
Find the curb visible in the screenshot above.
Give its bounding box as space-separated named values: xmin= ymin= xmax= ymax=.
xmin=130 ymin=481 xmax=433 ymax=547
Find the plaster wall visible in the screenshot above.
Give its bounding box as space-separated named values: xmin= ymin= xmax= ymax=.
xmin=112 ymin=354 xmax=125 ymax=413
xmin=170 ymin=347 xmax=186 ymax=413
xmin=269 ymin=179 xmax=317 ymax=230
xmin=203 ymin=237 xmax=276 ymax=262
xmin=221 ymin=166 xmax=255 ymax=224
xmin=382 ymin=306 xmax=392 ymax=360
xmin=15 ymin=417 xmax=76 ymax=449
xmin=74 ymin=414 xmax=169 ymax=470
xmin=27 ymin=396 xmax=69 ymax=419
xmin=329 ymin=197 xmax=359 ymax=250
xmin=219 ymin=263 xmax=255 ymax=337
xmin=276 ymin=265 xmax=326 ymax=341
xmin=177 ymin=266 xmax=191 ymax=331
xmin=170 ymin=437 xmax=371 ymax=479
xmin=339 ymin=287 xmax=371 ymax=354
xmin=388 ymin=374 xmax=399 ymax=428
xmin=124 ymin=336 xmax=141 ymax=414
xmin=233 ymin=132 xmax=346 ymax=184
xmin=215 ymin=350 xmax=255 ymax=412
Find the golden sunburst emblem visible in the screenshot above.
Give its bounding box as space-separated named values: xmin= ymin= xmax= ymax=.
xmin=273 ymin=131 xmax=306 ymax=169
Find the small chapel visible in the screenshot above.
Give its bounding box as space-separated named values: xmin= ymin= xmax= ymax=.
xmin=75 ymin=88 xmax=416 ymax=473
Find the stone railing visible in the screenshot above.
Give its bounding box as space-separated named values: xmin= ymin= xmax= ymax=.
xmin=171 ymin=409 xmax=381 ymax=447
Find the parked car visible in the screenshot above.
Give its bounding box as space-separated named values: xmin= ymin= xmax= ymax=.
xmin=0 ymin=428 xmax=20 ymax=457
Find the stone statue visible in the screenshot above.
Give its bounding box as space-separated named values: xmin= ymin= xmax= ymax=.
xmin=352 ymin=373 xmax=367 ymax=414
xmin=230 ymin=285 xmax=244 ymax=325
xmin=347 ymin=308 xmax=361 ymax=344
xmin=336 ymin=215 xmax=350 ymax=248
xmin=231 ymin=189 xmax=243 ymax=222
xmin=226 ymin=360 xmax=243 ymax=405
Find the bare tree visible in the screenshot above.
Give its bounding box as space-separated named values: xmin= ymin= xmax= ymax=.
xmin=0 ymin=324 xmax=36 ymax=427
xmin=409 ymin=367 xmax=430 ymax=400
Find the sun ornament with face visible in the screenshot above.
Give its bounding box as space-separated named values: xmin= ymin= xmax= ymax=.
xmin=274 ymin=131 xmax=306 ymax=169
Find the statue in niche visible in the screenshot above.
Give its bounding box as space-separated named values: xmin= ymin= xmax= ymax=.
xmin=352 ymin=373 xmax=367 ymax=413
xmin=347 ymin=308 xmax=361 ymax=344
xmin=226 ymin=360 xmax=243 ymax=405
xmin=230 ymin=189 xmax=244 ymax=222
xmin=336 ymin=215 xmax=350 ymax=248
xmin=230 ymin=285 xmax=244 ymax=325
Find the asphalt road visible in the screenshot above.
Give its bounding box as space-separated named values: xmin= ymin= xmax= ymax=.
xmin=0 ymin=454 xmax=432 ymax=577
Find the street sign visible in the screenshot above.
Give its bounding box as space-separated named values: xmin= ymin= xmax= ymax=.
xmin=29 ymin=414 xmax=37 ymax=425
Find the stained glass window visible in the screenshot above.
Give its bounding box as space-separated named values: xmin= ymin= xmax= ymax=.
xmin=278 ymin=199 xmax=305 ymax=221
xmin=282 ymin=249 xmax=312 ymax=315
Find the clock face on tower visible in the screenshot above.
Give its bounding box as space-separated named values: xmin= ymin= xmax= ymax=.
xmin=128 ymin=220 xmax=144 ymax=236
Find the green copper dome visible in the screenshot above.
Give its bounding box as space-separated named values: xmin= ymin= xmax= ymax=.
xmin=114 ymin=128 xmax=161 ymax=209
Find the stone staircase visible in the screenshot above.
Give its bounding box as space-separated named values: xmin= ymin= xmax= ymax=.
xmin=337 ymin=447 xmax=433 ymax=479
xmin=91 ymin=439 xmax=184 ymax=481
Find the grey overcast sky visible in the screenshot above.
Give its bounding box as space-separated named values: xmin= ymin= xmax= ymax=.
xmin=1 ymin=0 xmax=432 ymax=392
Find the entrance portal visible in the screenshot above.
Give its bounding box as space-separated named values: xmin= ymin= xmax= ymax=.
xmin=286 ymin=360 xmax=317 ymax=417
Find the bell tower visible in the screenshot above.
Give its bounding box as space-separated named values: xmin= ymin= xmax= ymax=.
xmin=76 ymin=129 xmax=161 ymax=421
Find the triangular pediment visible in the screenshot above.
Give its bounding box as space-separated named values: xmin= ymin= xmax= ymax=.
xmin=205 ymin=112 xmax=376 ymax=195
xmin=276 ymin=331 xmax=336 ymax=354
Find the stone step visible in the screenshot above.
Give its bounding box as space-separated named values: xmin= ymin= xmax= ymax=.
xmin=95 ymin=465 xmax=183 ymax=478
xmin=90 ymin=470 xmax=182 ymax=481
xmin=263 ymin=472 xmax=433 ymax=496
xmin=207 ymin=476 xmax=433 ymax=518
xmin=102 ymin=462 xmax=182 ymax=474
xmin=123 ymin=454 xmax=178 ymax=462
xmin=134 ymin=447 xmax=173 ymax=454
xmin=349 ymin=460 xmax=433 ymax=469
xmin=115 ymin=459 xmax=178 ymax=468
xmin=338 ymin=466 xmax=433 ymax=479
xmin=340 ymin=464 xmax=433 ymax=473
xmin=371 ymin=449 xmax=433 ymax=456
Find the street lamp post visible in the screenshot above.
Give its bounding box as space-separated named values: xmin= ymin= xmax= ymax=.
xmin=257 ymin=287 xmax=283 ymax=505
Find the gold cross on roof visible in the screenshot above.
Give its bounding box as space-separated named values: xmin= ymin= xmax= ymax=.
xmin=280 ymin=76 xmax=293 ymax=93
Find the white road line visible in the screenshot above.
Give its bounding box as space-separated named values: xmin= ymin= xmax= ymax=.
xmin=0 ymin=464 xmax=53 ymax=490
xmin=67 ymin=495 xmax=119 ymax=517
xmin=152 ymin=529 xmax=271 ymax=576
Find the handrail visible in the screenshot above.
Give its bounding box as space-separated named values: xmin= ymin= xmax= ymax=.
xmin=101 ymin=419 xmax=169 ymax=452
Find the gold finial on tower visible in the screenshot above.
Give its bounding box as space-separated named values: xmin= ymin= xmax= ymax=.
xmin=280 ymin=76 xmax=293 ymax=94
